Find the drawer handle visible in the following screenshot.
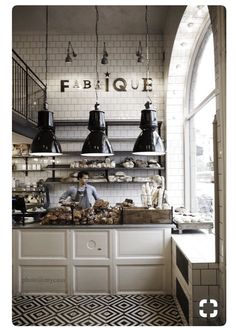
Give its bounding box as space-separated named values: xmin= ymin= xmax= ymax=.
xmin=97 ymin=248 xmax=102 ymax=251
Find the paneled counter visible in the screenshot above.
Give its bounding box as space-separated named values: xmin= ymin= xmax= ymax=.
xmin=13 ymin=224 xmax=173 ymax=296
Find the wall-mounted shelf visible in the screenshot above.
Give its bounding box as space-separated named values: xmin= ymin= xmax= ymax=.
xmin=54 ymin=151 xmax=166 ymax=157
xmin=45 ymin=178 xmax=152 ymax=184
xmin=12 ymin=155 xmax=44 ymax=158
xmin=54 ymin=119 xmax=162 ymax=128
xmin=12 ymin=120 xmax=166 ymax=185
xmin=55 ymin=120 xmax=163 ymax=146
xmin=58 ymin=137 xmax=139 ymax=143
xmin=12 ymin=170 xmax=45 ymax=173
xmin=45 ymin=164 xmax=164 ymax=171
xmin=12 ymin=155 xmax=45 ymax=176
xmin=12 ymin=189 xmax=43 ymax=193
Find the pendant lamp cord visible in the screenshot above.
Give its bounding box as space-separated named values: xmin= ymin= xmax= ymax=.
xmin=44 ymin=6 xmax=48 ymax=109
xmin=145 ymin=6 xmax=152 ymax=105
xmin=95 ymin=6 xmax=99 ymax=104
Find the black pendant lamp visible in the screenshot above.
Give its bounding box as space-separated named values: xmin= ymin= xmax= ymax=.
xmin=133 ymin=101 xmax=165 ymax=155
xmin=133 ymin=6 xmax=165 ymax=156
xmin=81 ymin=6 xmax=114 ymax=157
xmin=30 ymin=6 xmax=62 ymax=157
xmin=31 ymin=105 xmax=62 ymax=156
xmin=82 ymin=102 xmax=114 ymax=156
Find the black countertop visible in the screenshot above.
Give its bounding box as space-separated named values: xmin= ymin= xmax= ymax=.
xmin=13 ymin=222 xmax=175 ymax=229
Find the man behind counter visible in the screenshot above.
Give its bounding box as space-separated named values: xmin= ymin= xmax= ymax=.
xmin=59 ymin=171 xmax=99 ymax=208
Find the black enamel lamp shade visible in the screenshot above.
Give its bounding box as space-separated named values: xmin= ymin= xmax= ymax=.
xmin=82 ymin=130 xmax=114 ymax=157
xmin=133 ymin=129 xmax=165 ymax=155
xmin=81 ymin=105 xmax=114 ymax=157
xmin=133 ymin=102 xmax=165 ymax=156
xmin=30 ymin=111 xmax=62 ymax=156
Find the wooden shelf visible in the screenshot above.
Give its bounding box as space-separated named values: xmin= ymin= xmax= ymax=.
xmin=25 ymin=203 xmax=45 ymax=207
xmin=45 ymin=178 xmax=151 ymax=184
xmin=12 ymin=189 xmax=42 ymax=193
xmin=12 ymin=155 xmax=46 ymax=158
xmin=13 ymin=211 xmax=46 ymax=215
xmin=45 ymin=165 xmax=164 ymax=171
xmin=57 ymin=151 xmax=165 ymax=157
xmin=54 ymin=119 xmax=163 ymax=127
xmin=12 ymin=155 xmax=30 ymax=158
xmin=13 ymin=170 xmax=45 ymax=173
xmin=58 ymin=137 xmax=139 ymax=143
xmin=45 ymin=165 xmax=108 ymax=171
xmin=13 ymin=151 xmax=165 ymax=158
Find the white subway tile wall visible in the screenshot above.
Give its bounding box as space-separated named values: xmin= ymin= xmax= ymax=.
xmin=13 ymin=33 xmax=166 ymax=207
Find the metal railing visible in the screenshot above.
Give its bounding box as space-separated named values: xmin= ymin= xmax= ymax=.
xmin=12 ymin=49 xmax=46 ymax=124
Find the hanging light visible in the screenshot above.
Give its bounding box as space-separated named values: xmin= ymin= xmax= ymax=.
xmin=81 ymin=6 xmax=114 ymax=157
xmin=81 ymin=103 xmax=113 ymax=156
xmin=65 ymin=41 xmax=77 ymax=63
xmin=30 ymin=6 xmax=62 ymax=156
xmin=101 ymin=42 xmax=108 ymax=64
xmin=133 ymin=6 xmax=165 ymax=156
xmin=136 ymin=41 xmax=143 ymax=63
xmin=133 ymin=101 xmax=165 ymax=155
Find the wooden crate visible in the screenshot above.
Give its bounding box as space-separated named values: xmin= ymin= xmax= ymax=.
xmin=122 ymin=207 xmax=173 ymax=224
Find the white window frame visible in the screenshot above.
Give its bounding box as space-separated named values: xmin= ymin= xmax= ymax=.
xmin=184 ymin=20 xmax=216 ymax=211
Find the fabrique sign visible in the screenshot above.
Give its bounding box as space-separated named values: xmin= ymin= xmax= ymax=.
xmin=60 ymin=72 xmax=152 ymax=92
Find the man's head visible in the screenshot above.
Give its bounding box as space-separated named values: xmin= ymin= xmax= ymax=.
xmin=77 ymin=171 xmax=89 ymax=186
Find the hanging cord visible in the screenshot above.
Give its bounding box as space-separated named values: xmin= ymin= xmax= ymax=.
xmin=44 ymin=5 xmax=48 ymax=108
xmin=95 ymin=6 xmax=99 ymax=105
xmin=145 ymin=6 xmax=152 ymax=105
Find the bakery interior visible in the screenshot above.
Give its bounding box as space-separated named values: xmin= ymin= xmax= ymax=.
xmin=11 ymin=5 xmax=226 ymax=326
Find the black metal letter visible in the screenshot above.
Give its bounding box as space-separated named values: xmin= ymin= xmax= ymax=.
xmin=113 ymin=78 xmax=127 ymax=91
xmin=105 ymin=72 xmax=110 ymax=92
xmin=142 ymin=78 xmax=153 ymax=91
xmin=61 ymin=80 xmax=69 ymax=92
xmin=83 ymin=80 xmax=91 ymax=89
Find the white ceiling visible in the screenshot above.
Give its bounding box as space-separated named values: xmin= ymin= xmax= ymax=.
xmin=12 ymin=5 xmax=175 ymax=35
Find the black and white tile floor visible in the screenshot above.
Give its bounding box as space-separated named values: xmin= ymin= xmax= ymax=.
xmin=13 ymin=294 xmax=185 ymax=326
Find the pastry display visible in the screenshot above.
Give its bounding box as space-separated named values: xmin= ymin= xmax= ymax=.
xmin=108 ymin=172 xmax=132 ymax=182
xmin=173 ymin=211 xmax=213 ymax=233
xmin=119 ymin=157 xmax=135 ymax=168
xmin=41 ymin=206 xmax=72 ymax=224
xmin=41 ymin=199 xmax=122 ymax=225
xmin=118 ymin=157 xmax=161 ymax=169
xmin=70 ymin=158 xmax=116 ymax=169
xmin=93 ymin=199 xmax=109 ymax=209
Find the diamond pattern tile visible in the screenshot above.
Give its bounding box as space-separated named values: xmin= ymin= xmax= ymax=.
xmin=12 ymin=294 xmax=185 ymax=326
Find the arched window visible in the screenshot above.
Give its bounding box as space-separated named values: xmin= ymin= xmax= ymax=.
xmin=186 ymin=26 xmax=216 ymax=217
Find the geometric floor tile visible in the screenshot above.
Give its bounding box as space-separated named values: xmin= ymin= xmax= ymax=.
xmin=12 ymin=294 xmax=185 ymax=326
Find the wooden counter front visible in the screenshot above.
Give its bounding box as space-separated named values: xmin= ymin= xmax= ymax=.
xmin=13 ymin=226 xmax=172 ymax=296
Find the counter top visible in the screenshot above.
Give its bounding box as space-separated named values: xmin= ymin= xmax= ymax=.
xmin=172 ymin=233 xmax=215 ymax=263
xmin=13 ymin=223 xmax=175 ymax=229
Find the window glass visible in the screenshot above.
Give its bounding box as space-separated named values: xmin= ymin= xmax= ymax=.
xmin=191 ymin=33 xmax=215 ymax=108
xmin=188 ymin=29 xmax=216 ymax=218
xmin=190 ymin=98 xmax=216 ymax=216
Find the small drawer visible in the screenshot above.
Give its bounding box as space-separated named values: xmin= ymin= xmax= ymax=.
xmin=73 ymin=230 xmax=109 ymax=258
